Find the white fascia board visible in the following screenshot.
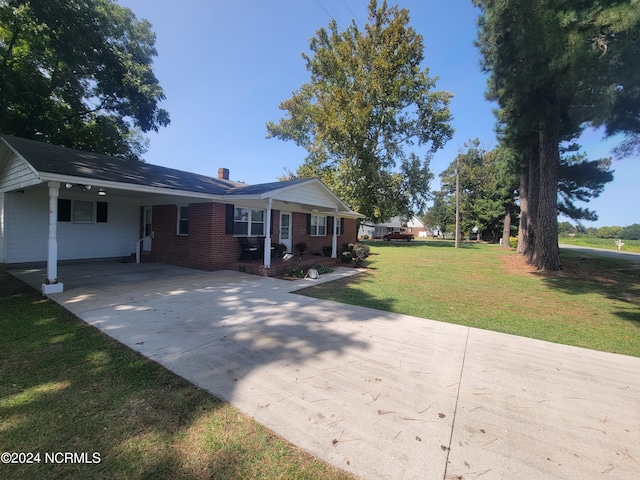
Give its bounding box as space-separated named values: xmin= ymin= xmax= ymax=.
xmin=38 ymin=173 xmax=226 ymax=201
xmin=0 ymin=138 xmax=41 ymax=178
xmin=258 ymin=178 xmax=356 ymax=213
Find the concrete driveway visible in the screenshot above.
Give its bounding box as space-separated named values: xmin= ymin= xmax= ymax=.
xmin=10 ymin=263 xmax=640 ymax=480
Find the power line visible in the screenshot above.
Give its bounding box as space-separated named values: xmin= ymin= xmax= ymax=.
xmin=314 ymin=0 xmax=335 ymax=23
xmin=342 ymin=0 xmax=362 ymax=28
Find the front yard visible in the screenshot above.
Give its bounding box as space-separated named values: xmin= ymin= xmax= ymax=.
xmin=0 ymin=269 xmax=352 ymax=480
xmin=299 ymin=241 xmax=640 ymax=357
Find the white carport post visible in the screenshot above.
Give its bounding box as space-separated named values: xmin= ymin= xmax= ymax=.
xmin=42 ymin=181 xmax=64 ymax=295
xmin=331 ymin=208 xmax=338 ymax=258
xmin=264 ymin=197 xmax=272 ymax=268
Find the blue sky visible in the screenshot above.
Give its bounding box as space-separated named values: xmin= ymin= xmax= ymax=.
xmin=118 ymin=0 xmax=637 ymax=228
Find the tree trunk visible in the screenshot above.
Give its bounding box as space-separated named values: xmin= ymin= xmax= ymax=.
xmin=501 ymin=202 xmax=512 ymax=248
xmin=532 ymin=128 xmax=561 ymax=270
xmin=524 ymin=146 xmax=540 ymax=263
xmin=516 ymin=157 xmax=530 ymax=255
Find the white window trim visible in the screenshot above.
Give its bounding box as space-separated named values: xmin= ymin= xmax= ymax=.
xmin=72 ymin=200 xmax=95 ymax=224
xmin=177 ymin=205 xmax=189 ymax=236
xmin=233 ymin=207 xmax=265 ymax=237
xmin=310 ymin=215 xmax=327 ymax=236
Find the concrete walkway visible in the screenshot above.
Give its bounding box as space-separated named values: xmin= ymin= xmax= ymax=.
xmin=9 ymin=263 xmax=640 ymax=480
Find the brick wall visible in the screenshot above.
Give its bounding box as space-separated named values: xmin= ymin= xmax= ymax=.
xmin=291 ymin=212 xmax=359 ymax=255
xmin=152 ymin=203 xmax=359 ymax=272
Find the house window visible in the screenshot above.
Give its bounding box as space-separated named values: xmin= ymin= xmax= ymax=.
xmin=310 ymin=215 xmax=326 ymax=236
xmin=233 ymin=207 xmax=265 ymax=236
xmin=72 ymin=200 xmax=94 ymax=223
xmin=58 ymin=199 xmax=108 ymax=223
xmin=178 ymin=206 xmax=189 ymax=235
xmin=336 ymin=218 xmax=342 ymax=236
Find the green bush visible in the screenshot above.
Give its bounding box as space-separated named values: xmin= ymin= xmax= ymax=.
xmin=284 ymin=266 xmax=305 ymax=278
xmin=341 ymin=251 xmax=353 ymax=263
xmin=311 ymin=264 xmax=334 ymax=274
xmin=351 ymin=243 xmax=370 ymax=267
xmin=509 ymin=237 xmax=518 ymax=248
xmin=322 ymin=246 xmax=332 ymax=257
xmin=295 ymin=242 xmax=307 ymax=255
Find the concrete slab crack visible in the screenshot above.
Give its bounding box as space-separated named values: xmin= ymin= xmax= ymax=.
xmin=443 ymin=326 xmax=470 ymax=480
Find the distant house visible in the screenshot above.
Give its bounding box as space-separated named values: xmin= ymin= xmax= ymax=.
xmin=359 ymin=216 xmax=427 ymax=239
xmin=0 ymin=134 xmax=363 ymax=294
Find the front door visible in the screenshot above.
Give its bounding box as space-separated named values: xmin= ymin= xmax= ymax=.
xmin=279 ymin=212 xmax=292 ymax=253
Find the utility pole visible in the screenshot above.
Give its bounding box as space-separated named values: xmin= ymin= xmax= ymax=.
xmin=455 ymin=155 xmax=460 ymax=249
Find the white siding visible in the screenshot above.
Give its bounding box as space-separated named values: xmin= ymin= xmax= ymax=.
xmin=0 ymin=193 xmax=5 ymax=263
xmin=276 ymin=183 xmax=338 ymax=208
xmin=0 ymin=154 xmax=40 ymax=192
xmin=4 ymin=187 xmax=140 ymax=263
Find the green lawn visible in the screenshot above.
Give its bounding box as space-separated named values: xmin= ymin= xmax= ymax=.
xmin=300 ymin=241 xmax=640 ymax=357
xmin=0 ymin=270 xmax=352 ymax=480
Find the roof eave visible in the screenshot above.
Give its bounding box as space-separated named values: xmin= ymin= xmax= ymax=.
xmin=38 ymin=172 xmax=226 ymax=201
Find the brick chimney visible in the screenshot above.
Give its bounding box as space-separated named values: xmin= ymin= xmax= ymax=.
xmin=218 ymin=168 xmax=229 ymax=180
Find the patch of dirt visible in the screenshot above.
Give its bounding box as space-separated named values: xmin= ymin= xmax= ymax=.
xmin=500 ymin=253 xmax=618 ymax=284
xmin=500 ymin=253 xmax=539 ymax=276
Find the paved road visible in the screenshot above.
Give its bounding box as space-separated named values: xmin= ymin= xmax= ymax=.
xmin=560 ymin=243 xmax=640 ymax=263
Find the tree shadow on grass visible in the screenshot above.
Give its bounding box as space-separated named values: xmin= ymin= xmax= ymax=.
xmin=0 ymin=269 xmax=354 ymax=480
xmin=532 ymin=250 xmax=640 ymax=327
xmin=365 ymin=240 xmax=482 ymax=249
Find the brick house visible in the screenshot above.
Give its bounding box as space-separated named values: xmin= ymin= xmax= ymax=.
xmin=0 ymin=134 xmax=363 ymax=294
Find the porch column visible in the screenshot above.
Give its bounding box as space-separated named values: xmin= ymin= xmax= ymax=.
xmin=331 ymin=208 xmax=338 ymax=258
xmin=264 ymin=197 xmax=272 ymax=268
xmin=42 ymin=181 xmax=64 ymax=295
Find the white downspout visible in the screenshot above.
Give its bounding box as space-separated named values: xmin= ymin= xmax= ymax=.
xmin=42 ymin=181 xmax=64 ymax=295
xmin=264 ymin=197 xmax=272 ymax=268
xmin=331 ymin=208 xmax=338 ymax=258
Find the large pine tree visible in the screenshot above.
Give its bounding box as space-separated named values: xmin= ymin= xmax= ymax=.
xmin=474 ymin=0 xmax=640 ymax=270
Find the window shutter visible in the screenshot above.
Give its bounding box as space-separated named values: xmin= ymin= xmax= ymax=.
xmin=96 ymin=202 xmax=108 ymax=223
xmin=340 ymin=218 xmax=345 ymax=234
xmin=225 ymin=204 xmax=234 ymax=234
xmin=327 ymin=216 xmax=334 ymax=234
xmin=57 ymin=199 xmax=71 ymax=222
xmin=306 ymin=214 xmax=311 ymax=234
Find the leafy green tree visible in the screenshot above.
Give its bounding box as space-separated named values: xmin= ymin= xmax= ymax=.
xmin=597 ymin=226 xmax=624 ymax=238
xmin=439 ymin=140 xmax=518 ymax=243
xmin=266 ymin=0 xmax=453 ymax=222
xmin=621 ymin=224 xmax=640 ymax=240
xmin=0 ymin=0 xmax=169 ymax=160
xmin=558 ymin=222 xmax=577 ymax=236
xmin=474 ymin=0 xmax=640 ymax=270
xmin=424 ymin=191 xmax=454 ymax=238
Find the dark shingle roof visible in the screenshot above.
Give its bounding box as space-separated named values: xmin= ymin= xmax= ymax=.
xmin=1 ymin=134 xmax=247 ymax=195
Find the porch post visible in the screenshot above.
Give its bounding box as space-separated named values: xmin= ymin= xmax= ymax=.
xmin=331 ymin=208 xmax=338 ymax=258
xmin=42 ymin=181 xmax=64 ymax=295
xmin=264 ymin=197 xmax=272 ymax=268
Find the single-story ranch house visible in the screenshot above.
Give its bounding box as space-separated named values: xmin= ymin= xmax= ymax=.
xmin=359 ymin=216 xmax=427 ymax=239
xmin=0 ymin=134 xmax=363 ymax=294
